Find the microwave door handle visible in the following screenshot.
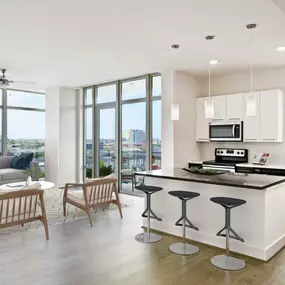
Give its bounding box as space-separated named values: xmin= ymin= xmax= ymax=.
xmin=232 ymin=125 xmax=235 ymax=137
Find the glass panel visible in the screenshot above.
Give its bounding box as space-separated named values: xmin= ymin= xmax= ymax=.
xmin=152 ymin=76 xmax=161 ymax=97
xmin=0 ymin=109 xmax=2 ymax=155
xmin=85 ymin=107 xmax=93 ymax=178
xmin=121 ymin=102 xmax=146 ymax=194
xmin=97 ymin=84 xmax=116 ymax=104
xmin=99 ymin=108 xmax=116 ymax=176
xmin=121 ymin=79 xmax=146 ymax=101
xmin=7 ymin=90 xmax=45 ymax=109
xmin=7 ymin=110 xmax=45 ymax=177
xmin=152 ymin=100 xmax=161 ymax=169
xmin=85 ymin=88 xmax=93 ymax=105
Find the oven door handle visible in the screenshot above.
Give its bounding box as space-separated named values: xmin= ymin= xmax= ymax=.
xmin=232 ymin=125 xmax=235 ymax=138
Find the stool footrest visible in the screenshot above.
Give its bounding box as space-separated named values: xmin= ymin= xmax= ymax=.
xmin=142 ymin=209 xmax=162 ymax=222
xmin=217 ymin=226 xmax=244 ymax=243
xmin=175 ymin=217 xmax=199 ymax=231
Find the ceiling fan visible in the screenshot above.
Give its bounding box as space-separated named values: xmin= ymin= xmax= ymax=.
xmin=0 ymin=69 xmax=35 ymax=88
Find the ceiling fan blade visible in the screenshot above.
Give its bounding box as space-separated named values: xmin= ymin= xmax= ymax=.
xmin=272 ymin=0 xmax=285 ymax=13
xmin=13 ymin=80 xmax=36 ymax=84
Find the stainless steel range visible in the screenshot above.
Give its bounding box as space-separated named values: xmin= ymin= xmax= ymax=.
xmin=202 ymin=148 xmax=248 ymax=172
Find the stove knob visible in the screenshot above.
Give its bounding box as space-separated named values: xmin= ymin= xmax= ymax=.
xmin=237 ymin=152 xmax=240 ymax=154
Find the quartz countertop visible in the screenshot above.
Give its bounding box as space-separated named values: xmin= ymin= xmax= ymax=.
xmin=135 ymin=168 xmax=285 ymax=190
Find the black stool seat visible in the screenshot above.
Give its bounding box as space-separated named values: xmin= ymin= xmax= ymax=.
xmin=169 ymin=191 xmax=200 ymax=200
xmin=210 ymin=197 xmax=246 ymax=208
xmin=135 ymin=185 xmax=163 ymax=192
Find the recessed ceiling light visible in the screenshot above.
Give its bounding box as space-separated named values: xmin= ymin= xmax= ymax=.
xmin=276 ymin=46 xmax=285 ymax=52
xmin=171 ymin=44 xmax=180 ymax=49
xmin=209 ymin=60 xmax=219 ymax=65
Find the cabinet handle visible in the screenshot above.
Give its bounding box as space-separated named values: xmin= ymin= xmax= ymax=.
xmin=228 ymin=118 xmax=240 ymax=120
xmin=261 ymin=138 xmax=276 ymax=141
xmin=245 ymin=138 xmax=257 ymax=140
xmin=212 ymin=119 xmax=223 ymax=121
xmin=198 ymin=138 xmax=209 ymax=141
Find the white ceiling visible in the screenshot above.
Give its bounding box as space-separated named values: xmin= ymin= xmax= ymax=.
xmin=1 ymin=0 xmax=285 ymax=90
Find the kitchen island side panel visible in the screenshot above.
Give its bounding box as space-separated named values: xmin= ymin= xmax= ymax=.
xmin=143 ymin=176 xmax=269 ymax=260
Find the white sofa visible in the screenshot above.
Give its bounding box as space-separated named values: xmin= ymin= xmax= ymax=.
xmin=0 ymin=156 xmax=40 ymax=185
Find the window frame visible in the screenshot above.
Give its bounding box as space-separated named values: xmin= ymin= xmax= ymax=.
xmin=0 ymin=88 xmax=45 ymax=156
xmin=82 ymin=73 xmax=161 ymax=191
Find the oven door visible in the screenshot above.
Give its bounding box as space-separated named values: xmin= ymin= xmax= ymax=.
xmin=209 ymin=122 xmax=243 ymax=142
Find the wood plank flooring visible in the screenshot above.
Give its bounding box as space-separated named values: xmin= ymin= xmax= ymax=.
xmin=1 ymin=194 xmax=285 ymax=285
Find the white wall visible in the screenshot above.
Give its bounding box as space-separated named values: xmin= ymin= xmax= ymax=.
xmin=173 ymin=72 xmax=201 ymax=167
xmin=161 ymin=70 xmax=201 ymax=168
xmin=198 ymin=66 xmax=285 ymax=163
xmin=45 ymin=87 xmax=79 ymax=187
xmin=161 ymin=70 xmax=175 ymax=169
xmin=45 ymin=88 xmax=60 ymax=185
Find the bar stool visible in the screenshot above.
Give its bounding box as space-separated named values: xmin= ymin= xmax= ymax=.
xmin=210 ymin=196 xmax=246 ymax=271
xmin=135 ymin=184 xmax=163 ymax=243
xmin=168 ymin=191 xmax=200 ymax=255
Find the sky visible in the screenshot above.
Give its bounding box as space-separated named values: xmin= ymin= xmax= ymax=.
xmin=85 ymin=76 xmax=162 ymax=140
xmin=0 ymin=90 xmax=45 ymax=140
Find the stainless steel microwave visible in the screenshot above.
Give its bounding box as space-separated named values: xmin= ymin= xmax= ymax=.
xmin=209 ymin=121 xmax=243 ymax=142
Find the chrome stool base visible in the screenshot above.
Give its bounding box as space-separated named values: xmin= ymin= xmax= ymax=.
xmin=211 ymin=255 xmax=245 ymax=271
xmin=135 ymin=232 xmax=162 ymax=243
xmin=169 ymin=242 xmax=199 ymax=255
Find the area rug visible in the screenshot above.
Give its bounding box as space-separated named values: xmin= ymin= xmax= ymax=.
xmin=0 ymin=188 xmax=127 ymax=239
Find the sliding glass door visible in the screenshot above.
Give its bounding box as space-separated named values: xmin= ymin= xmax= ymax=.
xmin=98 ymin=107 xmax=116 ymax=176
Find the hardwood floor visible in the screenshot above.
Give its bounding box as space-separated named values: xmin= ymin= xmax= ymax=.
xmin=1 ymin=194 xmax=285 ymax=285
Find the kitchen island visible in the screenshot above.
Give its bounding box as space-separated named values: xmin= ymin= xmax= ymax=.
xmin=135 ymin=168 xmax=285 ymax=261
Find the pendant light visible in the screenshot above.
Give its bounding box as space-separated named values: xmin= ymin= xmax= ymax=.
xmin=246 ymin=24 xmax=257 ymax=117
xmin=171 ymin=44 xmax=180 ymax=121
xmin=204 ymin=35 xmax=215 ymax=119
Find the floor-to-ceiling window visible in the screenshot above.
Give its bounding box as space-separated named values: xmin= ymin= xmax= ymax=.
xmin=83 ymin=74 xmax=161 ymax=196
xmin=151 ymin=75 xmax=162 ymax=169
xmin=96 ymin=84 xmax=117 ymax=177
xmin=0 ymin=89 xmax=45 ymax=177
xmin=84 ymin=88 xmax=93 ymax=178
xmin=0 ymin=90 xmax=3 ymax=155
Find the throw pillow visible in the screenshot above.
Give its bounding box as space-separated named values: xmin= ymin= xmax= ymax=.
xmin=12 ymin=152 xmax=34 ymax=170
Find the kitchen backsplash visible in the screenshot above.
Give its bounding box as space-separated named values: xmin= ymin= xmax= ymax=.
xmin=198 ymin=142 xmax=285 ymax=164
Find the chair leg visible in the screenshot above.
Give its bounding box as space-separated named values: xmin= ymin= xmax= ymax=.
xmin=86 ymin=208 xmax=93 ymax=227
xmin=63 ymin=201 xmax=67 ymax=217
xmin=117 ymin=202 xmax=123 ymax=219
xmin=42 ymin=218 xmax=49 ymax=240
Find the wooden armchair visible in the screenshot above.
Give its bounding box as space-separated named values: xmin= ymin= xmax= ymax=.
xmin=0 ymin=189 xmax=49 ymax=240
xmin=63 ymin=177 xmax=123 ymax=227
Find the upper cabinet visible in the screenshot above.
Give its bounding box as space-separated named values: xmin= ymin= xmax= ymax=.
xmin=196 ymin=89 xmax=284 ymax=143
xmin=259 ymin=90 xmax=283 ymax=142
xmin=243 ymin=92 xmax=260 ymax=142
xmin=227 ymin=93 xmax=243 ymax=121
xmin=196 ymin=97 xmax=211 ymax=142
xmin=212 ymin=95 xmax=227 ymax=122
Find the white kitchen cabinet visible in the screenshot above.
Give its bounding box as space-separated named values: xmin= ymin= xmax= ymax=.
xmin=196 ymin=97 xmax=211 ymax=142
xmin=227 ymin=93 xmax=243 ymax=121
xmin=259 ymin=90 xmax=283 ymax=142
xmin=243 ymin=92 xmax=260 ymax=142
xmin=212 ymin=95 xmax=227 ymax=122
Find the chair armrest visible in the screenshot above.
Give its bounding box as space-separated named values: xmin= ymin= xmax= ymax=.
xmin=63 ymin=183 xmax=84 ymax=198
xmin=29 ymin=161 xmax=40 ymax=181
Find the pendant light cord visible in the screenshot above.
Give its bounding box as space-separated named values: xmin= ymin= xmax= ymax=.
xmin=249 ymin=27 xmax=253 ymax=92
xmin=208 ymin=65 xmax=211 ymax=100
